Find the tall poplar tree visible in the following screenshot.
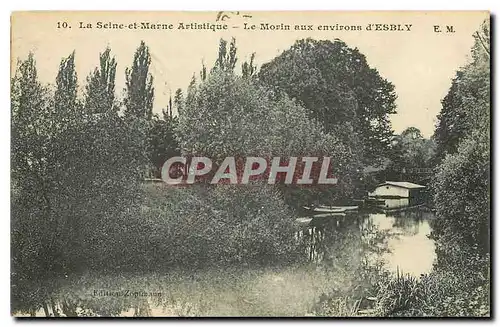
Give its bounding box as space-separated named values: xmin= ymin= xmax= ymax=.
xmin=54 ymin=51 xmax=79 ymax=121
xmin=213 ymin=38 xmax=238 ymax=72
xmin=84 ymin=47 xmax=117 ymax=114
xmin=124 ymin=41 xmax=154 ymax=119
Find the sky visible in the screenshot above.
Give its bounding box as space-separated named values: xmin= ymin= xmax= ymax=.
xmin=11 ymin=11 xmax=489 ymax=137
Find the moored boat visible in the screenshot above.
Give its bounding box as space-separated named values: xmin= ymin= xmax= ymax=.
xmin=312 ymin=206 xmax=347 ymax=213
xmin=295 ymin=217 xmax=313 ymax=225
xmin=303 ymin=205 xmax=358 ymax=213
xmin=312 ymin=212 xmax=347 ymax=218
xmin=329 ymin=205 xmax=358 ymax=211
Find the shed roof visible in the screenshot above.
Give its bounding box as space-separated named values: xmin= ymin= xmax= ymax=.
xmin=377 ymin=181 xmax=426 ymax=189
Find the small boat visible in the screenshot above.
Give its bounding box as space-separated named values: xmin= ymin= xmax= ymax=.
xmin=303 ymin=206 xmax=345 ymax=213
xmin=312 ymin=206 xmax=347 ymax=213
xmin=312 ymin=212 xmax=346 ymax=218
xmin=295 ymin=217 xmax=313 ymax=225
xmin=303 ymin=205 xmax=358 ymax=213
xmin=329 ymin=205 xmax=359 ymax=211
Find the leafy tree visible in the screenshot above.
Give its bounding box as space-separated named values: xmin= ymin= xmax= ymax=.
xmin=84 ymin=47 xmax=117 ymax=114
xmin=11 ymin=53 xmax=55 ymax=314
xmin=141 ymin=183 xmax=300 ymax=268
xmin=200 ymin=60 xmax=207 ymax=82
xmin=124 ymin=41 xmax=154 ymax=119
xmin=147 ymin=113 xmax=180 ymax=178
xmin=242 ymin=52 xmax=257 ymax=79
xmin=124 ymin=41 xmax=164 ymax=177
xmin=385 ymin=127 xmax=435 ymax=181
xmin=258 ymin=38 xmax=397 ymax=165
xmin=432 ymin=19 xmax=490 ymax=274
xmin=388 ymin=19 xmax=493 ymax=318
xmin=54 ymin=51 xmax=78 ymax=112
xmin=432 ymin=131 xmax=489 ymax=270
xmin=434 ymin=20 xmax=490 ymax=163
xmin=173 ymin=88 xmax=183 ymax=115
xmin=213 ymin=38 xmax=238 ymax=72
xmin=178 ymin=65 xmax=356 ymax=206
xmin=11 ymin=52 xmax=147 ymax=315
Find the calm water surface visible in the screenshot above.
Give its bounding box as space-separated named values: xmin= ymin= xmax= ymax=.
xmin=300 ymin=199 xmax=436 ymax=276
xmin=18 ymin=198 xmax=437 ymax=316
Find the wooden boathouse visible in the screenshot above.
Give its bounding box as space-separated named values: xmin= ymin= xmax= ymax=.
xmin=368 ymin=181 xmax=426 ymax=199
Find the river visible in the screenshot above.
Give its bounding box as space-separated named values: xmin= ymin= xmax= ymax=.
xmin=16 ymin=198 xmax=436 ymax=317
xmin=299 ymin=198 xmax=436 ymax=277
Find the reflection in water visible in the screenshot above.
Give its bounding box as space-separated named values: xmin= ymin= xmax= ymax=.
xmin=301 ymin=204 xmax=436 ymax=277
xmin=381 ymin=198 xmax=427 ymax=210
xmin=16 ymin=202 xmax=437 ymax=317
xmin=296 ymin=215 xmax=365 ymax=268
xmin=368 ymin=211 xmax=435 ymax=276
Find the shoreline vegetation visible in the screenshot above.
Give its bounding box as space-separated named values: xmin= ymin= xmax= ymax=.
xmin=11 ymin=19 xmax=490 ymax=317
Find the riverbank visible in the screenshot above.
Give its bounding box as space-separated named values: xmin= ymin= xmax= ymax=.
xmin=15 ymin=263 xmax=385 ymax=317
xmin=14 ymin=197 xmax=444 ymax=317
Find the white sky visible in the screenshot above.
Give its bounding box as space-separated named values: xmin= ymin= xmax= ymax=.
xmin=11 ymin=11 xmax=489 ymax=137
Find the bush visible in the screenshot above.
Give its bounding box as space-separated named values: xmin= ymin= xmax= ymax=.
xmin=374 ymin=268 xmax=490 ymax=317
xmin=76 ymin=181 xmax=301 ymax=272
xmin=132 ymin=183 xmax=301 ymax=269
xmin=431 ymin=131 xmax=490 ymax=271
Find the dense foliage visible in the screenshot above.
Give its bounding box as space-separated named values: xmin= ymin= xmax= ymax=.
xmin=380 ymin=127 xmax=436 ymax=185
xmin=315 ymin=20 xmax=490 ymax=318
xmin=432 ymin=20 xmax=490 ymax=271
xmin=384 ymin=19 xmax=491 ymax=317
xmin=11 ymin=51 xmax=146 ymax=314
xmin=11 ymin=23 xmax=490 ymax=317
xmin=177 ymin=41 xmax=358 ymax=207
xmin=258 ymin=38 xmax=397 ymax=165
xmin=434 ymin=22 xmax=490 ymax=164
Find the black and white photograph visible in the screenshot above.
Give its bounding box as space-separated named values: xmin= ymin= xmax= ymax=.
xmin=10 ymin=11 xmax=490 ymax=317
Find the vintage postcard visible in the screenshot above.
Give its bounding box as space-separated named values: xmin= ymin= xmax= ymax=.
xmin=11 ymin=11 xmax=490 ymax=317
